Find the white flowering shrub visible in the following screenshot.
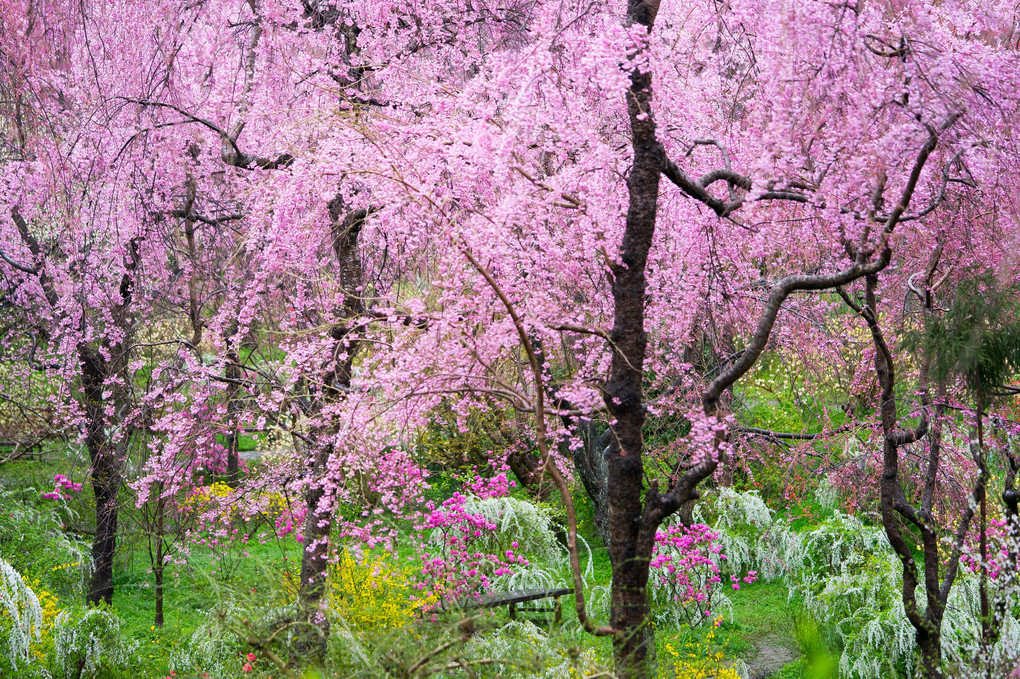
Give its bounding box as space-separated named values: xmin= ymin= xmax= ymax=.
xmin=684 ymin=489 xmax=1020 ymax=679
xmin=0 ymin=556 xmax=43 ymax=672
xmin=170 ymin=614 xmax=244 ymax=678
xmin=461 ymin=620 xmax=604 ymax=678
xmin=458 ymin=495 xmax=567 ymax=562
xmin=788 ymin=510 xmax=1020 ymax=679
xmin=814 ymin=477 xmax=839 ymax=513
xmin=796 ymin=517 xmax=913 ymax=679
xmin=53 ymin=606 xmax=136 ymax=679
xmin=454 ymin=494 xmax=592 ymax=593
xmin=694 ymin=488 xmax=805 ymax=581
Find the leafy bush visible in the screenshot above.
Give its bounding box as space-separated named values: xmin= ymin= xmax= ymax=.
xmin=694 ymin=488 xmax=805 ymax=582
xmin=1 ymin=556 xmax=43 ymax=672
xmin=790 ymin=510 xmax=1020 ymax=679
xmin=459 ymin=493 xmax=566 ymax=563
xmin=649 ymin=522 xmax=738 ymax=628
xmin=457 ymin=492 xmax=590 ymax=593
xmin=170 ymin=604 xmax=250 ymax=678
xmin=0 ymin=487 xmax=90 ymax=598
xmin=328 ymin=550 xmax=434 ymax=630
xmin=693 ymin=489 xmax=1020 ymax=678
xmin=53 ymin=605 xmax=136 ymax=679
xmin=458 ymin=619 xmax=605 ymax=678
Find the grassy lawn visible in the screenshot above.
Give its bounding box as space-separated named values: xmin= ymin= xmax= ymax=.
xmin=1 ymin=449 xmax=818 ymax=678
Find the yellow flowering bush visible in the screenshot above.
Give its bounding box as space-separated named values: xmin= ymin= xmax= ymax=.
xmin=179 ymin=481 xmax=235 ymax=516
xmin=659 ymin=617 xmax=742 ymax=679
xmin=327 ymin=551 xmax=436 ymax=631
xmin=181 ymin=482 xmax=290 ymax=524
xmin=28 ymin=580 xmax=61 ymax=660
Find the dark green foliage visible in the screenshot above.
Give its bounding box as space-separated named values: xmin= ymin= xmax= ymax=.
xmin=906 ymin=274 xmax=1020 ymax=396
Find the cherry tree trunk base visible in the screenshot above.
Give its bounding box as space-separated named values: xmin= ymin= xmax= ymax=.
xmin=87 ymin=467 xmax=120 ymax=606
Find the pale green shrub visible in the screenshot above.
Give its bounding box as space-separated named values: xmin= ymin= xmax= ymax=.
xmin=458 ymin=495 xmax=566 ymax=562
xmin=814 ymin=477 xmax=839 ymax=513
xmin=170 ymin=610 xmax=245 ymax=677
xmin=0 ymin=556 xmax=43 ymax=672
xmin=694 ymin=488 xmax=805 ymax=581
xmin=458 ymin=619 xmax=604 ymax=678
xmin=53 ymin=606 xmax=136 ymax=679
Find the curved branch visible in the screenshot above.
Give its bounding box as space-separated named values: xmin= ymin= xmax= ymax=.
xmin=459 ymin=243 xmax=615 ymax=638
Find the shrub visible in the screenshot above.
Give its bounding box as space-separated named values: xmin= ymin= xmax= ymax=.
xmin=53 ymin=605 xmax=136 ymax=679
xmin=649 ymin=522 xmax=736 ymax=628
xmin=0 ymin=488 xmax=90 ymax=598
xmin=657 ymin=619 xmax=744 ymax=679
xmin=695 ymin=487 xmax=805 ymax=582
xmin=460 ymin=619 xmax=606 ymax=678
xmin=169 ymin=605 xmax=248 ymax=678
xmin=0 ymin=556 xmax=43 ymax=672
xmin=458 ymin=491 xmax=588 ymax=592
xmin=417 ymin=491 xmax=531 ymax=608
xmin=459 ymin=492 xmax=565 ymax=563
xmin=328 ymin=550 xmax=433 ymax=631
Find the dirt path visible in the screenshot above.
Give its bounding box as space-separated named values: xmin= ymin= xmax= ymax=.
xmin=239 ymin=447 xmax=292 ymax=461
xmin=747 ymin=637 xmax=797 ymax=678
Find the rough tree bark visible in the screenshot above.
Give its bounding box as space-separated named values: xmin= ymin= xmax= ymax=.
xmin=81 ymin=346 xmax=123 ymax=606
xmin=11 ymin=208 xmax=137 ymax=606
xmin=840 ymin=259 xmax=983 ymax=679
xmin=297 ymin=202 xmax=369 ymax=605
xmin=603 ymin=1 xmax=663 ymax=672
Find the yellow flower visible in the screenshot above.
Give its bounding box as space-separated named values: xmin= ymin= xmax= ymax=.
xmin=25 ymin=580 xmax=61 ymax=659
xmin=326 ymin=551 xmax=436 ymax=632
xmin=658 ymin=629 xmax=741 ymax=679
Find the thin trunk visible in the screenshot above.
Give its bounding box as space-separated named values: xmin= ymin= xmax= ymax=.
xmin=154 ymin=491 xmax=166 ymax=627
xmin=1003 ymin=439 xmax=1019 ymax=575
xmin=565 ymin=420 xmax=611 ymax=546
xmin=225 ymin=352 xmax=242 ymax=484
xmin=853 ymin=276 xmax=944 ymax=679
xmin=975 ymin=389 xmax=991 ymax=651
xmin=155 ymin=563 xmax=164 ymax=627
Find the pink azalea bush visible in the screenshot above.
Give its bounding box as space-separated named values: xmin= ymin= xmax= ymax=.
xmin=40 ymin=474 xmax=83 ymax=501
xmin=414 ymin=487 xmax=529 ymax=611
xmin=649 ymin=522 xmax=757 ymax=628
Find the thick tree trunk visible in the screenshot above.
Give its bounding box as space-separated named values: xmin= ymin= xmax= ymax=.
xmin=82 ymin=348 xmax=122 ymax=607
xmin=299 ymin=459 xmax=332 ymax=603
xmin=604 ymin=2 xmax=663 ymax=674
xmin=88 ymin=460 xmax=120 ymax=606
xmin=507 ymin=449 xmax=553 ymax=501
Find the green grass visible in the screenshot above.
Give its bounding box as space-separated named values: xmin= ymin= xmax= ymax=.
xmin=108 ymin=537 xmax=302 ymax=674
xmin=1 ymin=449 xmax=822 ymax=678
